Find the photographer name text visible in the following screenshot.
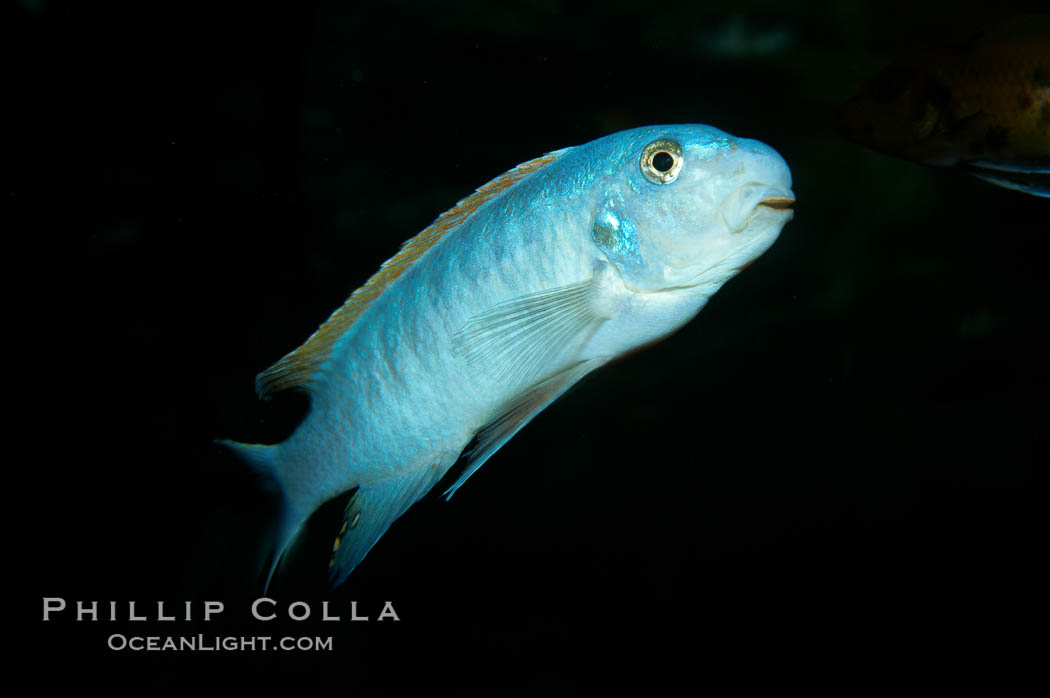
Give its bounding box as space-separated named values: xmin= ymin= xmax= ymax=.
xmin=42 ymin=597 xmax=400 ymax=622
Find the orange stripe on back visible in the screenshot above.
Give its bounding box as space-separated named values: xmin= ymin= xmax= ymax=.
xmin=256 ymin=149 xmax=564 ymax=398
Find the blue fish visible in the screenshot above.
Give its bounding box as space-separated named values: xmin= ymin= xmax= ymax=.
xmin=222 ymin=125 xmax=795 ymax=588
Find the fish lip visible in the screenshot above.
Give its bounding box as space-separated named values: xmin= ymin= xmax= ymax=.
xmin=757 ymin=196 xmax=795 ymax=210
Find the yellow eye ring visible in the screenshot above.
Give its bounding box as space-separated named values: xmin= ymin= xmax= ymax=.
xmin=640 ymin=138 xmax=684 ymax=185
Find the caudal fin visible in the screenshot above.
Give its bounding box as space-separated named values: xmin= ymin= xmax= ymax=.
xmin=215 ymin=439 xmax=312 ymax=591
xmin=219 ymin=439 xmax=450 ymax=589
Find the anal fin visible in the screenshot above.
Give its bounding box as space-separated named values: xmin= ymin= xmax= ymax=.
xmin=328 ymin=464 xmax=446 ymax=587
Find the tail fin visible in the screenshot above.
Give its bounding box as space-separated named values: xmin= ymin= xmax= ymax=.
xmin=215 ymin=439 xmax=312 ymax=591
xmin=219 ymin=440 xmax=448 ymax=589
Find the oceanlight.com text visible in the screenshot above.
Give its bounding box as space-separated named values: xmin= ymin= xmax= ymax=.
xmin=107 ymin=634 xmax=334 ymax=651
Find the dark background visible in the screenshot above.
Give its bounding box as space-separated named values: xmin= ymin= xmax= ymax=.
xmin=17 ymin=0 xmax=1045 ymax=692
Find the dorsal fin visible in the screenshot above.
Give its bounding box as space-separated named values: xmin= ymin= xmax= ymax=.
xmin=255 ymin=148 xmax=566 ymax=398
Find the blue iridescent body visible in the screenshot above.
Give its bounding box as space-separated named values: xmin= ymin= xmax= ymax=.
xmin=223 ymin=124 xmax=795 ymax=588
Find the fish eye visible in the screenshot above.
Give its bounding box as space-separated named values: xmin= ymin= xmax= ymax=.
xmin=640 ymin=138 xmax=684 ymax=185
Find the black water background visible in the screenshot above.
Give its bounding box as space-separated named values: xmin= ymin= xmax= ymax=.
xmin=16 ymin=0 xmax=1045 ymax=691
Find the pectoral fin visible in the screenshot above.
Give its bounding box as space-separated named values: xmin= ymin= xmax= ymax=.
xmin=443 ymin=359 xmax=601 ymax=499
xmin=963 ymin=161 xmax=1050 ymax=198
xmin=451 ymin=279 xmax=606 ymax=386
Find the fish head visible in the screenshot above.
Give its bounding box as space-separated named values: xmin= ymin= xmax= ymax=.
xmin=592 ymin=125 xmax=794 ymax=295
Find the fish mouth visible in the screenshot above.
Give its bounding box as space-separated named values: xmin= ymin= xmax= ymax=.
xmin=757 ymin=196 xmax=795 ymax=211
